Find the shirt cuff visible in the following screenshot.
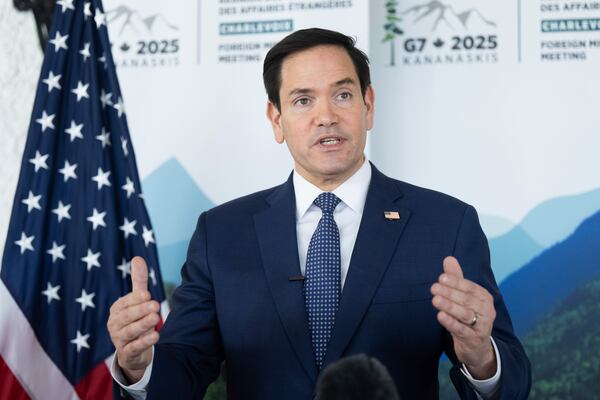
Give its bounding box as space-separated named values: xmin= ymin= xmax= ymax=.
xmin=110 ymin=347 xmax=154 ymax=400
xmin=460 ymin=337 xmax=502 ymax=399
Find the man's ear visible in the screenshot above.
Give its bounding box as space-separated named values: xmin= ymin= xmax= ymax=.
xmin=364 ymin=85 xmax=375 ymax=131
xmin=266 ymin=101 xmax=285 ymax=144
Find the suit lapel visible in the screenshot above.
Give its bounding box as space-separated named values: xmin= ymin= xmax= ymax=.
xmin=323 ymin=165 xmax=411 ymax=367
xmin=253 ymin=176 xmax=318 ymax=382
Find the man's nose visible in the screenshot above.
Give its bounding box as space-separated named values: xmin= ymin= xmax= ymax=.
xmin=315 ymin=100 xmax=338 ymax=127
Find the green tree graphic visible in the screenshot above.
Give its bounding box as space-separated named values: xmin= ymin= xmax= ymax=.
xmin=383 ymin=0 xmax=404 ymax=66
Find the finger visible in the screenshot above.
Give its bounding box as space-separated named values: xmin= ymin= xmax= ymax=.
xmin=110 ymin=291 xmax=151 ymax=315
xmin=443 ymin=256 xmax=464 ymax=279
xmin=110 ymin=300 xmax=160 ymax=334
xmin=121 ymin=329 xmax=160 ymax=359
xmin=436 ymin=311 xmax=477 ymax=341
xmin=117 ymin=311 xmax=160 ymax=344
xmin=438 ymin=274 xmax=489 ymax=303
xmin=431 ymin=283 xmax=487 ymax=312
xmin=131 ymin=256 xmax=149 ymax=294
xmin=432 ymin=294 xmax=475 ymax=325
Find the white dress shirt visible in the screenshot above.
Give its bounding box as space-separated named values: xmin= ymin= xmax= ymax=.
xmin=293 ymin=157 xmax=371 ymax=289
xmin=112 ymin=158 xmax=501 ymax=398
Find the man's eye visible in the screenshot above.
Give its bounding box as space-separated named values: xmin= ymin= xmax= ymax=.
xmin=337 ymin=92 xmax=352 ymax=101
xmin=294 ymin=97 xmax=311 ymax=106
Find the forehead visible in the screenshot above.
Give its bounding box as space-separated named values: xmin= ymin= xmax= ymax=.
xmin=279 ymin=45 xmax=358 ymax=91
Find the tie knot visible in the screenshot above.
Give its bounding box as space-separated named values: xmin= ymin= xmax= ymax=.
xmin=314 ymin=192 xmax=341 ymax=214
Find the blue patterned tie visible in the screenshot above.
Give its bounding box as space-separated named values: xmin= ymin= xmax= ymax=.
xmin=305 ymin=192 xmax=342 ymax=369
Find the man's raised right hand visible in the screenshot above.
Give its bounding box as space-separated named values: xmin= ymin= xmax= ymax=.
xmin=107 ymin=256 xmax=161 ymax=383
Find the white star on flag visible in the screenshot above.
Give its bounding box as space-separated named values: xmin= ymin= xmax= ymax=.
xmin=70 ymin=330 xmax=90 ymax=353
xmin=42 ymin=71 xmax=61 ymax=93
xmin=83 ymin=2 xmax=92 ymax=18
xmin=58 ymin=160 xmax=78 ymax=182
xmin=79 ymin=42 xmax=91 ymax=62
xmin=22 ymin=191 xmax=42 ymax=213
xmin=29 ymin=150 xmax=49 ymax=172
xmin=75 ymin=289 xmax=96 ymax=311
xmin=113 ymin=97 xmax=125 ymax=117
xmin=36 ymin=110 xmax=55 ymax=132
xmin=49 ymin=31 xmax=68 ymax=52
xmin=94 ymin=8 xmax=106 ymax=28
xmin=98 ymin=53 xmax=107 ymax=69
xmin=15 ymin=232 xmax=35 ymax=254
xmin=119 ymin=217 xmax=137 ymax=239
xmin=56 ymin=0 xmax=74 ymax=12
xmin=116 ymin=258 xmax=131 ymax=279
xmin=120 ymin=137 xmax=129 ymax=156
xmin=65 ymin=120 xmax=84 ymax=142
xmin=96 ymin=127 xmax=111 ymax=148
xmin=47 ymin=241 xmax=67 ymax=263
xmin=52 ymin=201 xmax=72 ymax=222
xmin=142 ymin=226 xmax=155 ymax=247
xmin=99 ymin=89 xmax=113 ymax=108
xmin=121 ymin=177 xmax=135 ymax=199
xmin=149 ymin=268 xmax=157 ymax=286
xmin=91 ymin=167 xmax=111 ymax=190
xmin=81 ymin=249 xmax=101 ymax=271
xmin=86 ymin=208 xmax=107 ymax=230
xmin=71 ymin=81 xmax=89 ymax=102
xmin=1 ymin=0 xmax=169 ymax=392
xmin=41 ymin=282 xmax=61 ymax=304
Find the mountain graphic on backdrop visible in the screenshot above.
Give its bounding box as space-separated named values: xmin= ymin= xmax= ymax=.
xmin=521 ymin=275 xmax=600 ymax=398
xmin=106 ymin=5 xmax=178 ymax=36
xmin=479 ymin=214 xmax=514 ymax=238
xmin=440 ymin=274 xmax=600 ymax=399
xmin=499 ymin=208 xmax=600 ymax=337
xmin=484 ymin=186 xmax=600 ymax=283
xmin=400 ymin=1 xmax=496 ymax=32
xmin=142 ymin=158 xmax=214 ymax=285
xmin=489 ymin=226 xmax=543 ymax=284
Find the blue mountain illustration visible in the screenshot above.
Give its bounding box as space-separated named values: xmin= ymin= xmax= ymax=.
xmin=518 ymin=186 xmax=600 ymax=247
xmin=489 ymin=226 xmax=543 ymax=283
xmin=141 ymin=158 xmax=214 ymax=285
xmin=156 ymin=240 xmax=190 ymax=285
xmin=499 ymin=208 xmax=600 ymax=337
xmin=479 ymin=214 xmax=515 ymax=238
xmin=486 ymin=186 xmax=600 ymax=283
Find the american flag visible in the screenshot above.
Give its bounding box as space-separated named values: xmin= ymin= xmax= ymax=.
xmin=0 ymin=1 xmax=168 ymax=399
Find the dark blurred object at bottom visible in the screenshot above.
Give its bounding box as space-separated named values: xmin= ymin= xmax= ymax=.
xmin=316 ymin=354 xmax=400 ymax=400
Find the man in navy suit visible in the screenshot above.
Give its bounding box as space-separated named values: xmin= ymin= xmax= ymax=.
xmin=107 ymin=28 xmax=531 ymax=399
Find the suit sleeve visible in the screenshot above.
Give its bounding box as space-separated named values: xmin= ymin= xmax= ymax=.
xmin=446 ymin=205 xmax=532 ymax=400
xmin=146 ymin=212 xmax=225 ymax=399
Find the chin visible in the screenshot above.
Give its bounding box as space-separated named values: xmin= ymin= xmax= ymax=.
xmin=317 ymin=161 xmax=358 ymax=179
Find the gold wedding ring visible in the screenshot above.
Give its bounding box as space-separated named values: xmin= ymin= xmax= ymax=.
xmin=469 ymin=312 xmax=478 ymax=327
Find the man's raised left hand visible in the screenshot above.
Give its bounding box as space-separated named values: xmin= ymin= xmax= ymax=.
xmin=430 ymin=256 xmax=497 ymax=379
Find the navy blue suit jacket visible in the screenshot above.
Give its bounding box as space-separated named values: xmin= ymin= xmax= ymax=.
xmin=134 ymin=165 xmax=531 ymax=399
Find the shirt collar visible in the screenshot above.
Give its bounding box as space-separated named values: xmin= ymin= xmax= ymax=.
xmin=293 ymin=158 xmax=372 ymax=219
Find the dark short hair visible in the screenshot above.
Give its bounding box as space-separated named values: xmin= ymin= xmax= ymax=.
xmin=316 ymin=354 xmax=400 ymax=400
xmin=263 ymin=28 xmax=371 ymax=111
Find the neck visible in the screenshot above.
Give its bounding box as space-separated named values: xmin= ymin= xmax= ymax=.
xmin=296 ymin=157 xmax=365 ymax=192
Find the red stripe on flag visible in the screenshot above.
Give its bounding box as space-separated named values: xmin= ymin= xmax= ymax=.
xmin=75 ymin=361 xmax=111 ymax=400
xmin=0 ymin=356 xmax=30 ymax=400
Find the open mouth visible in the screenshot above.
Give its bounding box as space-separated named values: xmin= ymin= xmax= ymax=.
xmin=318 ymin=137 xmax=343 ymax=146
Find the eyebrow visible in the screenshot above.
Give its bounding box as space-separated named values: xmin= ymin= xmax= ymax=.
xmin=287 ymin=77 xmax=358 ymax=98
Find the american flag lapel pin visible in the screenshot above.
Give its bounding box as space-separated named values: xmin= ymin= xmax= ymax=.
xmin=384 ymin=211 xmax=400 ymax=220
